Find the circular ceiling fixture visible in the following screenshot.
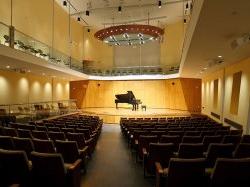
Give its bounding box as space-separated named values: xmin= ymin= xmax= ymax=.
xmin=94 ymin=24 xmax=164 ymax=46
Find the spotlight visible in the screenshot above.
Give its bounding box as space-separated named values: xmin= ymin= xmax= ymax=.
xmin=158 ymin=1 xmax=162 ymax=8
xmin=87 ymin=29 xmax=90 ymax=32
xmin=118 ymin=6 xmax=122 ymax=13
xmin=63 ymin=0 xmax=67 ymax=6
xmin=186 ymin=2 xmax=189 ymax=9
xmin=77 ymin=17 xmax=81 ymax=22
xmin=86 ymin=10 xmax=89 ymax=16
xmin=184 ymin=19 xmax=187 ymax=24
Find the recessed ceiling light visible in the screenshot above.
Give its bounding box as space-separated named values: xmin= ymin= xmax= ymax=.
xmin=218 ymin=55 xmax=223 ymax=58
xmin=42 ymin=73 xmax=45 ymax=76
xmin=203 ymin=67 xmax=207 ymax=70
xmin=6 ymin=65 xmax=10 ymax=69
xmin=27 ymin=70 xmax=31 ymax=72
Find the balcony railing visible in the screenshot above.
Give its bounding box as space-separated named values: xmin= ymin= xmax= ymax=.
xmin=0 ymin=99 xmax=78 ymax=123
xmin=0 ymin=21 xmax=180 ymax=77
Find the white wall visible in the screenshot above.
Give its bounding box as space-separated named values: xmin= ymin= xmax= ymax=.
xmin=202 ymin=58 xmax=250 ymax=133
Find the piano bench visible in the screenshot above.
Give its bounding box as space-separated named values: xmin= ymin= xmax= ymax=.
xmin=141 ymin=105 xmax=147 ymax=111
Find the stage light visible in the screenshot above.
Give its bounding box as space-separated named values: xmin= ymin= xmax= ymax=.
xmin=63 ymin=0 xmax=67 ymax=6
xmin=158 ymin=1 xmax=162 ymax=8
xmin=118 ymin=6 xmax=122 ymax=13
xmin=77 ymin=17 xmax=81 ymax=22
xmin=86 ymin=10 xmax=89 ymax=16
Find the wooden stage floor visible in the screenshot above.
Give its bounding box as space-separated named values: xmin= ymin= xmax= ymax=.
xmin=81 ymin=107 xmax=195 ymax=124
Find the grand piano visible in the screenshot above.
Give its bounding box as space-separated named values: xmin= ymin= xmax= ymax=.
xmin=115 ymin=91 xmax=141 ymax=111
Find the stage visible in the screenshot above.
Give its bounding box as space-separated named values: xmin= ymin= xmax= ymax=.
xmin=81 ymin=107 xmax=198 ymax=124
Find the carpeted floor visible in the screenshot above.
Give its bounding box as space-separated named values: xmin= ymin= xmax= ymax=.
xmin=81 ymin=124 xmax=155 ymax=187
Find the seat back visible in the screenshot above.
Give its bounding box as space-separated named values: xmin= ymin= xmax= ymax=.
xmin=202 ymin=135 xmax=223 ymax=152
xmin=48 ymin=131 xmax=66 ymax=142
xmin=75 ymin=128 xmax=91 ymax=139
xmin=234 ymin=143 xmax=250 ymax=158
xmin=222 ymin=135 xmax=241 ymax=146
xmin=13 ymin=137 xmax=34 ymax=159
xmin=32 ymin=130 xmax=49 ymax=140
xmin=138 ymin=135 xmax=158 ymax=159
xmin=211 ymin=158 xmax=250 ymax=187
xmin=0 ymin=135 xmax=15 ymax=150
xmin=0 ymin=149 xmax=30 ymax=187
xmin=17 ymin=129 xmax=33 ymax=138
xmin=55 ymin=140 xmax=79 ymax=163
xmin=3 ymin=127 xmax=18 ymax=137
xmin=241 ymin=135 xmax=250 ymax=143
xmin=47 ymin=127 xmax=61 ymax=132
xmin=67 ymin=132 xmax=86 ymax=149
xmin=33 ymin=139 xmax=56 ymax=153
xmin=167 ymin=158 xmax=206 ymax=187
xmin=31 ymin=151 xmax=66 ymax=187
xmin=206 ymin=143 xmax=234 ymax=167
xmin=182 ymin=136 xmax=203 ymax=143
xmin=178 ymin=143 xmax=204 ymax=158
xmin=147 ymin=143 xmax=175 ymax=173
xmin=160 ymin=135 xmax=181 ymax=152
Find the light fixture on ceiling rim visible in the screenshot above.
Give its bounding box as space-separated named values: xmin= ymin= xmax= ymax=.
xmin=94 ymin=24 xmax=164 ymax=46
xmin=63 ymin=0 xmax=67 ymax=6
xmin=118 ymin=6 xmax=122 ymax=13
xmin=158 ymin=1 xmax=162 ymax=8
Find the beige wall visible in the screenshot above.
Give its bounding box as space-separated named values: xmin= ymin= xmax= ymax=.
xmin=160 ymin=21 xmax=185 ymax=66
xmin=202 ymin=58 xmax=250 ymax=133
xmin=0 ymin=0 xmax=84 ymax=62
xmin=70 ymin=78 xmax=201 ymax=112
xmin=0 ymin=69 xmax=69 ymax=104
xmin=83 ymin=29 xmax=114 ymax=68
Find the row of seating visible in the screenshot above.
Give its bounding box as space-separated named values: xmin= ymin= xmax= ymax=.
xmin=0 ymin=114 xmax=103 ymax=187
xmin=155 ymin=157 xmax=250 ymax=187
xmin=120 ymin=116 xmax=249 ymax=187
xmin=0 ymin=148 xmax=81 ymax=187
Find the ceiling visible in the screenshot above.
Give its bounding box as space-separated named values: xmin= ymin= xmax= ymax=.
xmin=180 ymin=0 xmax=250 ymax=78
xmin=56 ymin=0 xmax=191 ymax=29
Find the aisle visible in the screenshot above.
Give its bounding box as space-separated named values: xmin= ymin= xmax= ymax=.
xmin=81 ymin=124 xmax=154 ymax=187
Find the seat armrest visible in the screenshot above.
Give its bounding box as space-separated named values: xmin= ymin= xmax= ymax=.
xmin=66 ymin=159 xmax=82 ymax=171
xmin=85 ymin=138 xmax=93 ymax=144
xmin=155 ymin=162 xmax=164 ymax=174
xmin=142 ymin=148 xmax=147 ymax=156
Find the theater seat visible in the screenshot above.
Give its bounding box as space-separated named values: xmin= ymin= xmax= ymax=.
xmin=156 ymin=158 xmax=206 ymax=187
xmin=233 ymin=143 xmax=250 ymax=158
xmin=210 ymin=158 xmax=250 ymax=187
xmin=0 ymin=135 xmax=15 ymax=150
xmin=177 ymin=143 xmax=204 ymax=159
xmin=30 ymin=151 xmax=82 ymax=187
xmin=13 ymin=137 xmax=34 ymax=159
xmin=33 ymin=139 xmax=56 ymax=153
xmin=0 ymin=149 xmax=31 ymax=187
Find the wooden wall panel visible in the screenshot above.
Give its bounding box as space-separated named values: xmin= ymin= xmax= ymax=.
xmin=230 ymin=71 xmax=242 ymax=115
xmin=70 ymin=78 xmax=201 ymax=112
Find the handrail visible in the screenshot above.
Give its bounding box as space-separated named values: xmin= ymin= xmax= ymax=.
xmin=0 ymin=99 xmax=77 ymax=107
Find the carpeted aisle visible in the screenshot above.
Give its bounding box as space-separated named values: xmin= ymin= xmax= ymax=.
xmin=81 ymin=124 xmax=154 ymax=187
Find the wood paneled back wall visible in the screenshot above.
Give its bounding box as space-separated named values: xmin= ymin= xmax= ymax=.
xmin=70 ymin=78 xmax=201 ymax=112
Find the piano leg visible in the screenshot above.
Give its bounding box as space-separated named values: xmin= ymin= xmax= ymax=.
xmin=116 ymin=103 xmax=118 ymax=109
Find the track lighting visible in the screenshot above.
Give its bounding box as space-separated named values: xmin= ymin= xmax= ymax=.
xmin=158 ymin=1 xmax=162 ymax=8
xmin=63 ymin=0 xmax=67 ymax=6
xmin=77 ymin=17 xmax=81 ymax=22
xmin=118 ymin=6 xmax=122 ymax=13
xmin=86 ymin=10 xmax=89 ymax=16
